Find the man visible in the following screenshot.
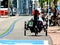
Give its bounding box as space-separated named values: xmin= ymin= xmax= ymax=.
xmin=32 ymin=9 xmax=39 ymax=27
xmin=32 ymin=7 xmax=45 ymax=27
xmin=10 ymin=5 xmax=13 ymax=16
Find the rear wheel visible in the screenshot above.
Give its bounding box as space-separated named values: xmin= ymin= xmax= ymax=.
xmin=35 ymin=30 xmax=37 ymax=36
xmin=35 ymin=33 xmax=37 ymax=36
xmin=34 ymin=28 xmax=38 ymax=36
xmin=46 ymin=30 xmax=47 ymax=36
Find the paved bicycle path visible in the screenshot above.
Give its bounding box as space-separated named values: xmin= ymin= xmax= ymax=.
xmin=0 ymin=16 xmax=53 ymax=45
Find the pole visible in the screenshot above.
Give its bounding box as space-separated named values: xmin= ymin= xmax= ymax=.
xmin=17 ymin=0 xmax=19 ymax=15
xmin=32 ymin=0 xmax=35 ymax=10
xmin=0 ymin=1 xmax=1 ymax=17
xmin=48 ymin=0 xmax=49 ymax=28
xmin=8 ymin=0 xmax=10 ymax=16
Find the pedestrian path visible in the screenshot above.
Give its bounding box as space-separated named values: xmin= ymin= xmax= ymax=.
xmin=0 ymin=17 xmax=21 ymax=37
xmin=0 ymin=16 xmax=33 ymax=38
xmin=48 ymin=26 xmax=60 ymax=33
xmin=48 ymin=26 xmax=60 ymax=45
xmin=0 ymin=16 xmax=15 ymax=22
xmin=0 ymin=16 xmax=53 ymax=45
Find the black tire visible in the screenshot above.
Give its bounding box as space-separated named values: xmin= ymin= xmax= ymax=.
xmin=24 ymin=21 xmax=27 ymax=36
xmin=24 ymin=29 xmax=26 ymax=36
xmin=46 ymin=30 xmax=47 ymax=36
xmin=34 ymin=28 xmax=38 ymax=36
xmin=35 ymin=33 xmax=37 ymax=36
xmin=35 ymin=30 xmax=37 ymax=36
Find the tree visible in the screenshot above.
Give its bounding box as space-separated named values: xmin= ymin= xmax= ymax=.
xmin=53 ymin=0 xmax=58 ymax=26
xmin=39 ymin=0 xmax=52 ymax=8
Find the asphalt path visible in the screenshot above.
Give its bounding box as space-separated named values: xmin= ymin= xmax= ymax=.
xmin=0 ymin=16 xmax=53 ymax=45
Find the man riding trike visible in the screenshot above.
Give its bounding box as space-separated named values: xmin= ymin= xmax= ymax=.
xmin=24 ymin=8 xmax=47 ymax=36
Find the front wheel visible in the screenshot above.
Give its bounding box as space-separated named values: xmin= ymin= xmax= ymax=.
xmin=24 ymin=21 xmax=26 ymax=36
xmin=24 ymin=29 xmax=26 ymax=36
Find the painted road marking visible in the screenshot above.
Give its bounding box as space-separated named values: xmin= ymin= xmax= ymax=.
xmin=0 ymin=18 xmax=23 ymax=38
xmin=0 ymin=40 xmax=48 ymax=45
xmin=0 ymin=17 xmax=32 ymax=38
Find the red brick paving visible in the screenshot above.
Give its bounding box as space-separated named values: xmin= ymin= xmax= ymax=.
xmin=48 ymin=26 xmax=60 ymax=45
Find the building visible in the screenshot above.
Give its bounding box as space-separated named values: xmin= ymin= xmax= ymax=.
xmin=13 ymin=0 xmax=17 ymax=8
xmin=1 ymin=0 xmax=8 ymax=8
xmin=13 ymin=0 xmax=33 ymax=15
xmin=13 ymin=0 xmax=39 ymax=15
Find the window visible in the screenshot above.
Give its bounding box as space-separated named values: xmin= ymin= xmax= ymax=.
xmin=1 ymin=0 xmax=8 ymax=8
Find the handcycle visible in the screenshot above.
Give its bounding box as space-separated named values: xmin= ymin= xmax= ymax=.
xmin=24 ymin=18 xmax=48 ymax=36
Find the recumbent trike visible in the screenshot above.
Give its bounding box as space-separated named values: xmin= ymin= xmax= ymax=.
xmin=24 ymin=17 xmax=48 ymax=36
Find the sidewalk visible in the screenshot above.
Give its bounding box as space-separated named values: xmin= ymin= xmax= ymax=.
xmin=48 ymin=26 xmax=60 ymax=45
xmin=0 ymin=16 xmax=9 ymax=22
xmin=0 ymin=16 xmax=18 ymax=22
xmin=0 ymin=16 xmax=19 ymax=35
xmin=48 ymin=26 xmax=60 ymax=33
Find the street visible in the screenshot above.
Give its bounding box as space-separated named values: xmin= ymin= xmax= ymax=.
xmin=0 ymin=16 xmax=53 ymax=45
xmin=0 ymin=0 xmax=60 ymax=45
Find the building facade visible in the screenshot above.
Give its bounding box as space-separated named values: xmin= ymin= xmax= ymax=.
xmin=13 ymin=0 xmax=33 ymax=15
xmin=13 ymin=0 xmax=17 ymax=8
